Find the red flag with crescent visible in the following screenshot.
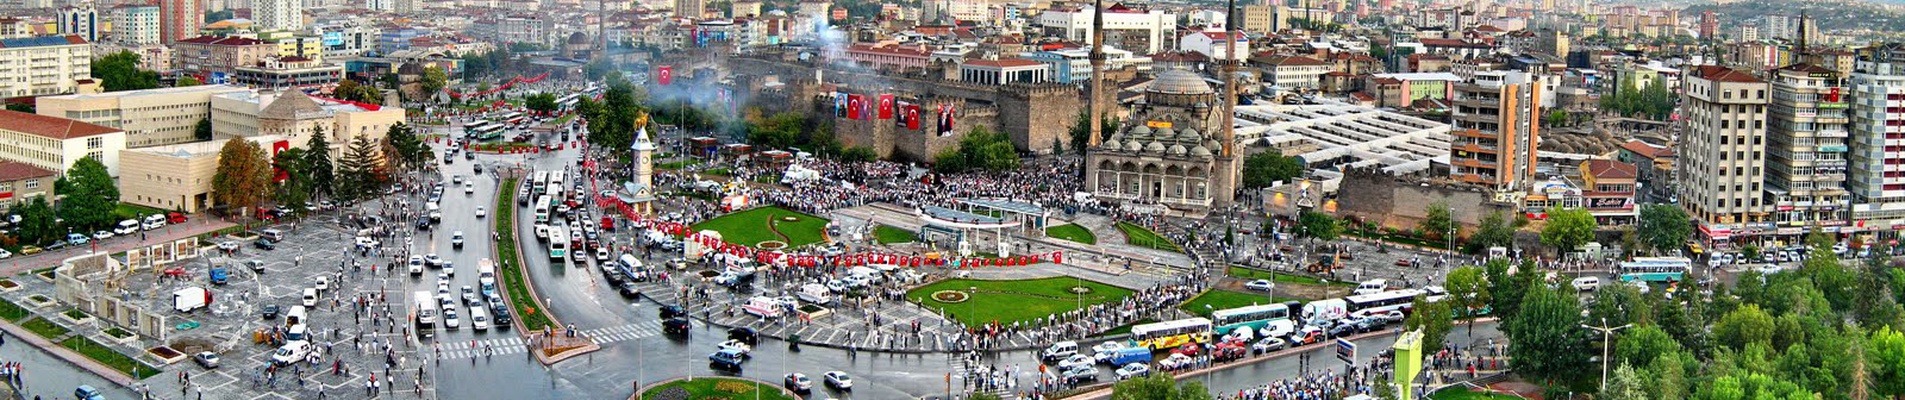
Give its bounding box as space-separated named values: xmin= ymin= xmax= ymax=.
xmin=879 ymin=94 xmax=895 ymax=119
xmin=658 ymin=66 xmax=673 ymax=85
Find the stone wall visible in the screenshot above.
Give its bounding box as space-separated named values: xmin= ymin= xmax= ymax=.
xmin=1335 ymin=167 xmax=1513 ymax=236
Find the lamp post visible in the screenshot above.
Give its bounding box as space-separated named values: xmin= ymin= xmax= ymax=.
xmin=1581 ymin=318 xmax=1633 ymax=392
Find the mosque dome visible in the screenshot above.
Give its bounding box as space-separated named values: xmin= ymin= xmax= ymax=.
xmin=1124 ymin=141 xmax=1142 ymax=152
xmin=1102 ymin=138 xmax=1122 ymax=150
xmin=1190 ymin=145 xmax=1213 ymax=157
xmin=1148 ymin=68 xmax=1214 ymax=95
xmin=1168 ymin=144 xmax=1187 ymax=156
xmin=1144 ymin=141 xmax=1166 ymax=153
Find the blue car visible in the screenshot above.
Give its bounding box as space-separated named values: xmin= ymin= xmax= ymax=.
xmin=65 ymin=233 xmax=88 ymax=246
xmin=708 ymin=348 xmax=746 ymax=371
xmin=75 ymin=385 xmax=104 ymax=400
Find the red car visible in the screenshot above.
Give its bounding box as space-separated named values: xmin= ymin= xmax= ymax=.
xmin=168 ymin=212 xmax=189 ymax=224
xmin=1172 ymin=343 xmax=1202 ymax=358
xmin=600 ymin=217 xmax=615 ymax=231
xmin=1394 ymin=259 xmax=1411 ymax=266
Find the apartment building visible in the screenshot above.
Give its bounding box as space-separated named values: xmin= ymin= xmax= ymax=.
xmin=1447 ymin=70 xmax=1541 ymax=189
xmin=0 ymin=35 xmax=95 ymax=99
xmin=1036 ymin=4 xmax=1175 ymax=54
xmin=108 ymin=4 xmax=160 ymax=46
xmin=172 ymin=36 xmax=277 ymax=83
xmin=1848 ymin=44 xmax=1905 ymax=233
xmin=1764 ymin=63 xmax=1851 ymax=235
xmin=1679 ymin=65 xmax=1771 ymax=242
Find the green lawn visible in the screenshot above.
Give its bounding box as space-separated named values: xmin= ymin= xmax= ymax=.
xmin=1045 ymin=224 xmax=1097 ymax=245
xmin=494 ymin=178 xmax=555 ymax=332
xmin=61 ymin=336 xmax=160 ymax=379
xmin=1275 ymin=273 xmax=1354 ymax=286
xmin=704 ymin=167 xmax=732 ymax=176
xmin=873 ymin=225 xmax=916 ymax=244
xmin=1099 ymin=318 xmax=1156 ymax=337
xmin=1428 ymin=388 xmax=1526 ymax=400
xmin=1179 ymin=289 xmax=1297 ymax=318
xmin=690 ymin=206 xmax=830 ymax=248
xmin=1115 ymin=222 xmax=1181 ymax=252
xmin=21 ymin=317 xmax=67 ymax=339
xmin=657 ymin=159 xmax=703 ymax=170
xmin=907 ymin=278 xmax=1134 ymax=328
xmin=640 ymin=378 xmax=798 ymax=400
xmin=0 ymin=298 xmax=27 ymax=321
xmin=554 ymin=113 xmax=577 ymax=125
xmin=114 ymin=203 xmax=168 ymax=221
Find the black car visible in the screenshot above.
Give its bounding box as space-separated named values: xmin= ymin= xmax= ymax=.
xmin=663 ymin=317 xmax=691 ymax=335
xmin=659 ymin=305 xmax=687 ymax=320
xmin=253 ymin=239 xmax=275 ymax=250
xmin=490 ymin=303 xmax=513 ymax=325
xmin=416 ymin=218 xmax=432 ymax=230
xmin=617 ymin=281 xmax=641 ymax=298
xmin=727 ymin=327 xmax=758 ymax=346
xmin=465 ymin=151 xmax=475 ymax=160
xmin=244 ymin=260 xmax=266 ymax=273
xmin=261 ymin=304 xmax=281 ymax=320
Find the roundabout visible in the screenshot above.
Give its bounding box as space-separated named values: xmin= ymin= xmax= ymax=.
xmin=637 ymin=377 xmax=799 ymax=400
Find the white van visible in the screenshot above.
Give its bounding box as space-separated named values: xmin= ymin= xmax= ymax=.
xmin=1354 ymin=279 xmax=1388 ymax=296
xmin=1041 ymin=341 xmax=1079 ymax=361
xmin=1572 ymin=276 xmax=1602 ymax=292
xmin=797 ymin=283 xmax=833 ymax=304
xmin=301 ymin=288 xmax=318 ymax=307
xmin=741 ymin=296 xmax=784 ymax=318
xmin=286 ymin=305 xmax=307 ymax=326
xmin=478 ymin=258 xmax=497 ymax=287
xmin=534 ymin=224 xmax=550 ymax=241
xmin=142 ymin=214 xmax=167 ymax=230
xmin=270 ymin=341 xmax=316 ymax=366
xmin=114 ymin=219 xmax=140 ymax=235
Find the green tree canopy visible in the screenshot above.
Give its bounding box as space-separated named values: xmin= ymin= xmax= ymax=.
xmin=1296 ymin=211 xmax=1339 ymax=241
xmin=332 ymin=79 xmax=384 ymax=104
xmin=212 ymin=138 xmax=272 ymax=217
xmin=176 ymin=76 xmax=202 ymax=87
xmin=303 ymin=126 xmax=335 ymax=200
xmin=524 ymin=93 xmax=559 ymax=114
xmin=92 ymin=50 xmax=159 ymax=92
xmin=194 ymin=118 xmax=213 ymax=141
xmin=1639 ymin=204 xmax=1692 ymax=254
xmin=1444 ymin=265 xmax=1490 ymax=324
xmin=271 ymin=147 xmax=310 ymax=210
xmin=53 ymin=156 xmax=119 ymax=231
xmin=1713 ymin=304 xmax=1776 ymax=351
xmin=1242 ymin=152 xmax=1304 ymax=189
xmin=1405 ymin=294 xmax=1454 ymax=349
xmin=420 ymin=67 xmax=448 ymax=100
xmin=1420 ymin=200 xmax=1457 ymax=240
xmin=1504 ymin=281 xmax=1589 ymax=383
xmin=15 ymin=197 xmax=58 ymax=245
xmin=1468 ymin=211 xmax=1514 ymax=254
xmin=1109 ymin=375 xmax=1213 ymax=400
xmin=335 ymin=133 xmax=388 ymax=201
xmin=931 ymin=127 xmax=1019 ymax=173
xmin=1540 ymin=207 xmax=1597 ymax=255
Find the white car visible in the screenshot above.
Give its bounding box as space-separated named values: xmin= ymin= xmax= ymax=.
xmin=452 ymin=231 xmax=465 ymax=248
xmin=822 ymin=371 xmax=852 ymax=390
xmin=1571 ymin=276 xmax=1601 ymax=292
xmin=1091 ymin=341 xmax=1125 ymax=356
xmin=0 ymin=248 xmax=12 ymax=259
xmin=92 ymin=230 xmax=113 ymax=240
xmin=469 ymin=306 xmax=490 ymax=330
xmin=1056 ymin=354 xmax=1094 ymax=371
xmin=1159 ymin=353 xmax=1194 ymax=370
xmin=1251 ymin=337 xmax=1288 ymax=354
xmin=1114 ymin=363 xmax=1150 ymax=380
xmin=717 ymin=339 xmax=753 ymax=356
xmin=407 ymin=256 xmax=425 ymax=275
xmin=1244 ymin=279 xmax=1274 ymax=292
xmin=476 ymin=207 xmax=487 ymax=218
xmin=1353 ymin=309 xmax=1406 ymax=325
xmin=465 ymin=182 xmax=476 ymax=194
xmin=114 ymin=219 xmax=139 ymax=235
xmin=424 ymin=254 xmax=444 ymax=268
xmin=442 ymin=261 xmax=455 ymax=277
xmin=442 ymin=307 xmax=460 ymax=329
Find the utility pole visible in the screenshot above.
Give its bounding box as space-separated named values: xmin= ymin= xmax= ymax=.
xmin=1580 ymin=318 xmax=1633 ymax=392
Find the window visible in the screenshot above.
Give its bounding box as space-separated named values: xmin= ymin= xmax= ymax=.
xmin=24 ymin=179 xmax=37 ymax=190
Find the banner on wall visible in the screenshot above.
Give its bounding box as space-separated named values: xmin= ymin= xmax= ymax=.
xmin=657 ymin=66 xmax=673 ymax=85
xmin=937 ymin=104 xmax=955 ymax=136
xmin=878 ymin=94 xmax=894 ymax=119
xmin=906 ymin=104 xmax=922 ymax=130
xmin=847 ymin=94 xmax=865 ymax=120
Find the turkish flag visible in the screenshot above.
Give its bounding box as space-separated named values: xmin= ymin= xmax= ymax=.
xmin=906 ymin=104 xmax=921 ymax=130
xmin=657 ymin=66 xmax=673 ymax=85
xmin=878 ymin=94 xmax=895 ymax=119
xmin=847 ymin=95 xmax=864 ymax=120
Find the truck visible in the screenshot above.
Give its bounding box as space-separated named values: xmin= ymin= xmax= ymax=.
xmin=173 ymin=287 xmax=211 ymax=313
xmin=413 ymin=291 xmax=436 ymax=338
xmin=208 ymin=267 xmax=229 ymax=285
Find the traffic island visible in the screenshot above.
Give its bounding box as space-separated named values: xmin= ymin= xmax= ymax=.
xmin=632 ymin=377 xmax=799 ymax=400
xmin=495 ymin=176 xmax=597 ymax=365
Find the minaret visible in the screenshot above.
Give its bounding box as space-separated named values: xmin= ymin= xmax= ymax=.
xmin=1086 ymin=0 xmax=1106 ymax=147
xmin=1213 ymin=0 xmax=1241 ymax=207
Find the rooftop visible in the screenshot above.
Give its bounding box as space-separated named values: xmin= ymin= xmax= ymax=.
xmin=0 ymin=110 xmax=122 ymax=140
xmin=0 ymin=35 xmax=86 ymax=48
xmin=1693 ymin=65 xmax=1763 ymax=83
xmin=0 ymin=162 xmax=55 ymax=182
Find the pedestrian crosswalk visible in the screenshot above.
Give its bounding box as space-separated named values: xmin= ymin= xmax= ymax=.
xmin=945 ymin=354 xmax=1018 ymax=400
xmin=579 ymin=320 xmax=664 ymax=344
xmin=430 ymin=321 xmax=663 ymax=360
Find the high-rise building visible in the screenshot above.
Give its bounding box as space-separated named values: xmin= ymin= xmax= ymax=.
xmin=160 ymin=0 xmax=201 ymax=44
xmin=676 ymin=0 xmax=704 ymax=19
xmin=1848 ymin=44 xmax=1905 ymax=230
xmin=1448 ymin=70 xmax=1542 ymax=189
xmin=0 ymin=35 xmax=95 ymax=99
xmin=254 ymin=0 xmax=301 ymax=31
xmin=1240 ymin=4 xmax=1287 ymax=34
xmin=1036 ymin=5 xmax=1176 ymax=54
xmin=1764 ymin=63 xmax=1850 ymax=233
xmin=59 ymin=4 xmax=99 ymax=43
xmin=108 ymin=4 xmax=161 ymax=45
xmin=1679 ymin=65 xmax=1771 ymax=239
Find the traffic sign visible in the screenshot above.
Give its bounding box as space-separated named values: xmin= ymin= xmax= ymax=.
xmin=1335 ymin=338 xmax=1357 ymax=365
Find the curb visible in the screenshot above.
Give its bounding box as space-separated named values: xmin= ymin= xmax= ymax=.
xmin=493 ymin=175 xmax=596 ymax=365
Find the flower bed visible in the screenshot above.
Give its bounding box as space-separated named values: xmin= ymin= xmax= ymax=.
xmin=102 ymin=327 xmax=137 ymax=344
xmin=145 ymin=345 xmax=184 ymax=364
xmin=23 ymin=294 xmax=55 ymax=309
xmin=59 ymin=309 xmax=93 ymax=325
xmin=0 ymin=279 xmax=20 ymax=292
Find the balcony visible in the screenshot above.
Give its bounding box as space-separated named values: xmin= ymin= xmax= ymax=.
xmin=1451 ymin=158 xmax=1500 ymax=169
xmin=1452 ymin=143 xmax=1501 ymax=154
xmin=1451 ymin=173 xmax=1497 ymax=184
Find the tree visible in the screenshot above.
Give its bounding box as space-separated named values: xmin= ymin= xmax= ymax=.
xmin=419 ymin=67 xmax=449 ymax=100
xmin=176 ymin=76 xmax=202 ymax=87
xmin=1468 ymin=211 xmax=1514 ymax=254
xmin=1242 ymin=152 xmax=1304 ymax=189
xmin=1606 ymin=363 xmax=1651 ymax=400
xmin=841 ymin=146 xmax=878 ymax=162
xmin=931 ymin=128 xmax=1019 ymax=173
xmin=1713 ymin=304 xmax=1776 ymax=351
xmin=194 ymin=118 xmax=213 ymax=141
xmin=1540 ymin=207 xmax=1597 ymax=255
xmin=1638 ymin=204 xmax=1691 ymax=254
xmin=53 ymin=156 xmax=118 ymax=231
xmin=1615 ymin=325 xmax=1682 ymax=368
xmin=3 ymin=103 xmax=31 ymax=113
xmin=1504 ymin=282 xmax=1588 ymax=383
xmin=332 ymin=79 xmax=383 ymax=104
xmin=212 ymin=138 xmax=271 ymax=217
xmin=1405 ymin=294 xmax=1454 ymax=350
xmin=15 ymin=197 xmax=57 ymax=245
xmin=271 ymin=148 xmax=310 ymax=210
xmin=583 ymin=58 xmax=614 ymax=81
xmin=1420 ymin=200 xmax=1457 ymax=240
xmin=524 ymin=93 xmax=559 ymax=114
xmin=335 ymin=134 xmax=387 ymax=201
xmin=1109 ymin=375 xmax=1213 ymax=400
xmin=1444 ymin=266 xmax=1489 ymax=327
xmin=382 ymin=123 xmax=431 ymax=171
xmin=303 ymin=127 xmax=335 ymax=200
xmin=1873 ymin=327 xmax=1905 ymax=397
xmin=92 ymin=50 xmax=159 ymax=92
xmin=1296 ymin=211 xmax=1339 ymax=242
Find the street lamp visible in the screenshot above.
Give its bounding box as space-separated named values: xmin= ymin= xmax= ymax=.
xmin=1581 ymin=318 xmax=1633 ymax=392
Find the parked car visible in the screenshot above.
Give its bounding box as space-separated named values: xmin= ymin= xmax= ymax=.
xmin=254 ymin=239 xmax=276 ymax=250
xmin=1114 ymin=363 xmax=1151 ymax=380
xmin=783 ymin=373 xmax=813 ymax=393
xmin=1252 ymin=337 xmax=1288 ymax=354
xmin=1244 ymin=279 xmax=1275 ymax=291
xmin=193 ymin=351 xmax=220 ymax=369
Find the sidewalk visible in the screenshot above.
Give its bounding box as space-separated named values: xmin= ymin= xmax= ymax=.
xmin=0 ymin=317 xmax=133 ymax=387
xmin=0 ymin=215 xmax=237 ymax=276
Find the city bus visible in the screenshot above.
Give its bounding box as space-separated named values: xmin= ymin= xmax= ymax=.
xmin=463 ymin=121 xmax=492 ymax=136
xmin=557 ymin=94 xmax=580 ymax=110
xmin=547 ymin=226 xmax=568 ymax=259
xmin=1210 ymin=303 xmax=1295 ymax=338
xmin=497 ymin=111 xmax=525 ymax=126
xmin=1343 ymin=289 xmax=1424 ymax=315
xmin=531 ymin=171 xmax=549 ymax=197
xmin=1130 ymin=318 xmax=1213 ymax=350
xmin=470 ymin=124 xmax=505 ymax=141
xmin=547 ymin=171 xmax=566 ymax=200
xmin=1618 ymin=257 xmax=1692 ymax=283
xmin=533 ymin=195 xmax=552 ymax=223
